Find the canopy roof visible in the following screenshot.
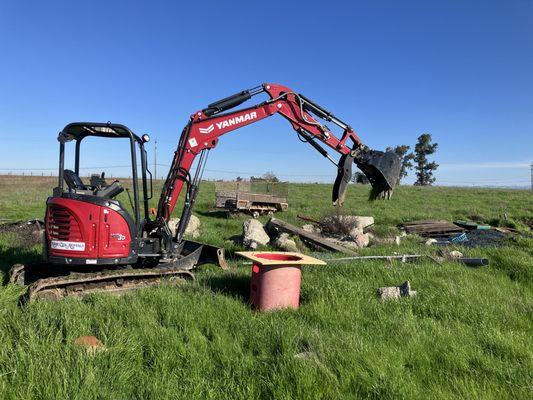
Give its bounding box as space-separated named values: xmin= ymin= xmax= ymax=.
xmin=58 ymin=122 xmax=142 ymax=143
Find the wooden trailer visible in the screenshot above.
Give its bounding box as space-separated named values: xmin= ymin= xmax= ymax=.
xmin=215 ymin=181 xmax=288 ymax=218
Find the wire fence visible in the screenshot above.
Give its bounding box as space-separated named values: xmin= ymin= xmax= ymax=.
xmin=215 ymin=181 xmax=289 ymax=197
xmin=0 ymin=163 xmax=531 ymax=188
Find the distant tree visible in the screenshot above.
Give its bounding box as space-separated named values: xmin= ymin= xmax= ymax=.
xmin=235 ymin=176 xmax=243 ymax=182
xmin=262 ymin=171 xmax=279 ymax=182
xmin=413 ymin=133 xmax=439 ymax=186
xmin=353 ymin=172 xmax=369 ymax=184
xmin=386 ymin=145 xmax=415 ymax=183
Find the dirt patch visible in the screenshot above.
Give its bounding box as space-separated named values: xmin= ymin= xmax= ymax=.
xmin=0 ymin=220 xmax=44 ymax=248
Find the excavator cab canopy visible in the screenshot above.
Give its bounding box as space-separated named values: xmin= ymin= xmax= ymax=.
xmin=55 ymin=122 xmax=153 ymax=231
xmin=59 ymin=122 xmax=146 ymax=143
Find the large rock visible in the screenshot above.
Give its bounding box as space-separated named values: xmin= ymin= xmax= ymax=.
xmin=273 ymin=233 xmax=298 ymax=252
xmin=168 ymin=215 xmax=201 ymax=238
xmin=243 ymin=219 xmax=270 ymax=249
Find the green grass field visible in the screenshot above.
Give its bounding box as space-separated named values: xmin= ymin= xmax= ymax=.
xmin=0 ymin=175 xmax=531 ymax=399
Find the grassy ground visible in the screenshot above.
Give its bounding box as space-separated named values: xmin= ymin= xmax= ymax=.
xmin=0 ymin=175 xmax=531 ymax=399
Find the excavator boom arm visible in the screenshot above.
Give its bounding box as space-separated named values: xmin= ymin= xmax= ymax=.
xmin=157 ymin=83 xmax=400 ymax=241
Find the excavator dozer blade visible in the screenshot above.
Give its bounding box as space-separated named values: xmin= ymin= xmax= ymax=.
xmin=355 ymin=149 xmax=401 ymax=200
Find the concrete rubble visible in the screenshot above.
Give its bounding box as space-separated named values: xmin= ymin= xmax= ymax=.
xmin=449 ymin=250 xmax=464 ymax=258
xmin=236 ymin=215 xmax=390 ymax=253
xmin=264 ymin=215 xmax=383 ymax=253
xmin=273 ymin=232 xmax=299 ymax=252
xmin=378 ymin=281 xmax=417 ymax=300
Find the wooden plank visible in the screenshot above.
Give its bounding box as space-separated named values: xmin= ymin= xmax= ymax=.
xmin=267 ymin=218 xmax=357 ymax=254
xmin=402 ymin=219 xmax=464 ymax=238
xmin=404 ymin=224 xmax=462 ymax=233
xmin=402 ymin=219 xmax=449 ymax=226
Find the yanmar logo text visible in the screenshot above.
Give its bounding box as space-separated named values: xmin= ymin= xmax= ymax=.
xmin=199 ymin=112 xmax=257 ymax=134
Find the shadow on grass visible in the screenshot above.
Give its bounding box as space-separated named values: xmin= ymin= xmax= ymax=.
xmin=201 ymin=272 xmax=250 ymax=303
xmin=0 ymin=246 xmax=42 ymax=285
xmin=196 ymin=210 xmax=231 ymax=219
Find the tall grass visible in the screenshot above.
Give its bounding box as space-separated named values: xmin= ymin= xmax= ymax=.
xmin=0 ymin=176 xmax=531 ymax=399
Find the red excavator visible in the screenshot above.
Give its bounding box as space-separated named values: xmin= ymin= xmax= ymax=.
xmin=10 ymin=83 xmax=400 ymax=301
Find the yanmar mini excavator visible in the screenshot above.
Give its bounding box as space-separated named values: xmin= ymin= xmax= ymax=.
xmin=10 ymin=83 xmax=400 ymax=301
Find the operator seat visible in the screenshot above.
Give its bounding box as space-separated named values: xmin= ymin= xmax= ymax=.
xmin=64 ymin=169 xmax=88 ymax=190
xmin=63 ymin=169 xmax=124 ymax=199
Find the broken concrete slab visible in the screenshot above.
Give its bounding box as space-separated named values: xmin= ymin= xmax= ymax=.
xmin=377 ymin=286 xmax=401 ymax=300
xmin=243 ymin=219 xmax=270 ymax=249
xmin=378 ymin=281 xmax=417 ymax=300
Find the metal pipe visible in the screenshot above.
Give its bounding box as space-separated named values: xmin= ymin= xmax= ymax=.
xmin=58 ymin=142 xmax=65 ymax=190
xmin=140 ymin=144 xmax=150 ymax=221
xmin=129 ymin=135 xmax=141 ymax=231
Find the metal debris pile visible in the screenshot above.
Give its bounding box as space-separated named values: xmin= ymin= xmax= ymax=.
xmin=401 ymin=219 xmax=513 ymax=247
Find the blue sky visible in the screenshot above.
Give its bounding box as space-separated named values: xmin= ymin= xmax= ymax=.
xmin=0 ymin=1 xmax=531 ymax=186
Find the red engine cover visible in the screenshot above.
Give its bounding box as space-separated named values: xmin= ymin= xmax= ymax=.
xmin=46 ymin=197 xmax=132 ymax=262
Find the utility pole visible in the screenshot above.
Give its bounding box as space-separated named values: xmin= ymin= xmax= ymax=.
xmin=154 ymin=138 xmax=157 ymax=181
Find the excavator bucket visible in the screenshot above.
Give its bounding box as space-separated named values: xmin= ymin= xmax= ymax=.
xmin=332 ymin=148 xmax=401 ymax=204
xmin=355 ymin=149 xmax=401 ymax=200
